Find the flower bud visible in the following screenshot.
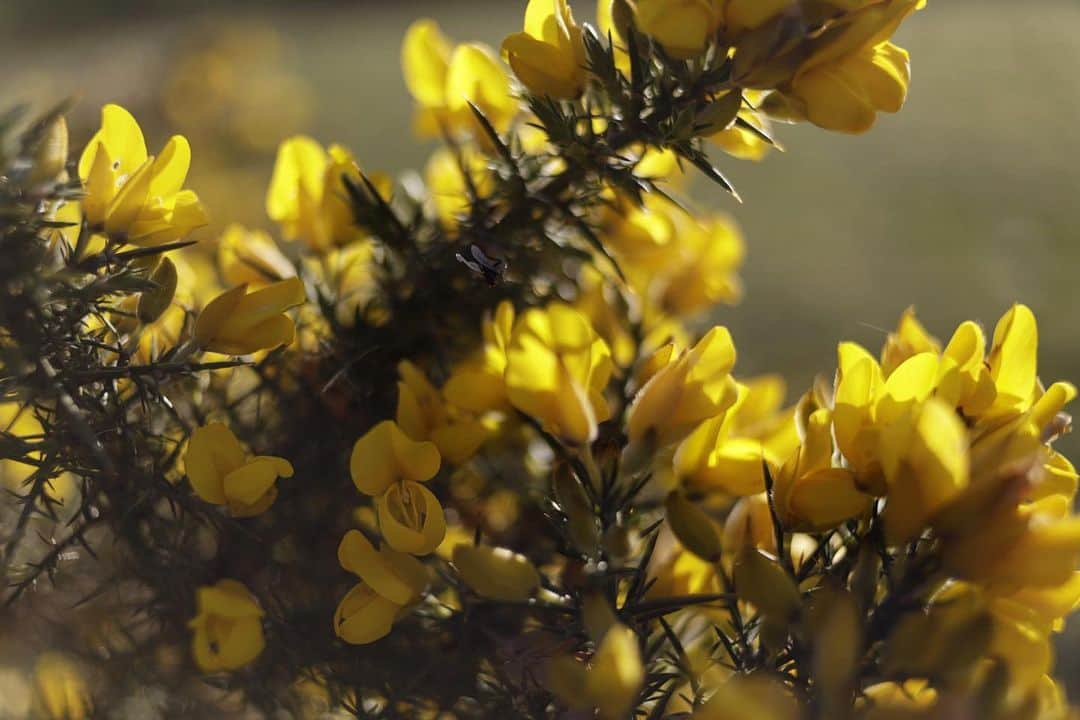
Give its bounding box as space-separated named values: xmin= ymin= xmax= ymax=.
xmin=137 ymin=257 xmax=178 ymax=324
xmin=28 ymin=115 xmax=68 ymax=185
xmin=665 ymin=491 xmax=722 ymax=562
xmin=732 ymin=548 xmax=801 ymax=622
xmin=453 ymin=544 xmax=541 ymax=601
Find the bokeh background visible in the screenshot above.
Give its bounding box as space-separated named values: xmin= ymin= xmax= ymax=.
xmin=4 ymin=0 xmax=1078 ymax=697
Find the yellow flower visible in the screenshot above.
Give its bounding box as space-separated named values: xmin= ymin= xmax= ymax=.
xmin=402 ymin=20 xmax=518 ymax=137
xmin=423 ymin=145 xmax=494 ymax=229
xmin=877 ymin=397 xmax=969 ymax=544
xmin=832 ymin=343 xmax=940 ymax=487
xmin=32 ymin=653 xmax=92 ymax=720
xmin=77 ymin=103 xmax=208 ymax=245
xmin=504 ymin=303 xmax=614 ymax=446
xmin=879 ymin=305 xmax=941 ymax=377
xmin=654 ymin=215 xmax=746 ymax=317
xmin=634 ymin=0 xmax=722 ymax=59
xmin=188 ymin=579 xmax=266 ymax=672
xmin=217 ymin=223 xmax=295 ymax=288
xmin=303 ymin=240 xmax=378 ymax=328
xmin=503 ymin=0 xmax=587 ymax=99
xmin=773 ymin=407 xmax=871 ymax=532
xmin=444 ymin=300 xmax=516 ymax=414
xmin=587 ymin=623 xmax=644 ymax=719
xmin=790 ymin=41 xmax=910 ymax=134
xmin=673 ymin=376 xmax=798 ymax=497
xmin=350 ymin=420 xmax=440 ymax=496
xmin=452 ymin=544 xmax=541 ymax=601
xmin=266 ymin=136 xmax=387 ymax=251
xmin=350 ymin=420 xmax=446 ymax=555
xmin=548 ymin=623 xmax=644 ymax=720
xmin=194 ymin=277 xmax=306 ymax=355
xmin=733 ymin=547 xmax=802 ymax=622
xmin=943 ymin=493 xmax=1080 ymax=592
xmin=599 ymin=192 xmax=680 ymax=278
xmin=627 ymin=327 xmax=739 ymax=451
xmin=334 ymin=530 xmax=428 ymax=645
xmin=396 ymin=360 xmax=488 ymax=465
xmin=780 ymin=1 xmax=924 ymax=133
xmin=184 ymin=422 xmax=294 ymax=517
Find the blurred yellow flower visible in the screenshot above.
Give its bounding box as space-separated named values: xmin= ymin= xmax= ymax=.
xmin=502 ymin=0 xmax=587 ymax=99
xmin=396 ymin=360 xmax=488 ymax=465
xmin=402 ymin=20 xmax=517 ymax=138
xmin=634 ymin=0 xmax=722 ymax=59
xmin=548 ymin=623 xmax=643 ymax=720
xmin=32 ymin=653 xmax=91 ymax=720
xmin=266 ymin=136 xmax=387 ymax=251
xmin=185 ymin=421 xmax=293 ymax=517
xmin=444 ymin=300 xmax=515 ymax=413
xmin=78 ymin=103 xmax=208 ymax=245
xmin=188 ymin=579 xmax=265 ymax=672
xmin=194 ymin=277 xmax=306 ymax=355
xmin=217 ymin=223 xmax=295 ymax=288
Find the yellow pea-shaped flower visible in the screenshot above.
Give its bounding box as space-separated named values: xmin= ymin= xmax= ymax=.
xmin=504 ymin=303 xmax=614 ymax=447
xmin=194 ymin=277 xmax=307 ymax=356
xmin=626 ymin=326 xmax=738 ymax=450
xmin=333 ymin=530 xmax=429 ymax=645
xmin=349 ymin=420 xmax=441 ymax=497
xmin=188 ymin=579 xmax=266 ymax=672
xmin=502 ymin=0 xmax=587 ymax=99
xmin=184 ymin=422 xmax=293 ymax=517
xmin=78 ymin=103 xmax=208 ymax=245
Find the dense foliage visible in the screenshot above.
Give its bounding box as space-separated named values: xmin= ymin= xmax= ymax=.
xmin=1 ymin=1 xmax=1077 ymax=718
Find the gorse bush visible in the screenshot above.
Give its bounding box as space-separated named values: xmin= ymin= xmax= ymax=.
xmin=1 ymin=0 xmax=1077 ymax=718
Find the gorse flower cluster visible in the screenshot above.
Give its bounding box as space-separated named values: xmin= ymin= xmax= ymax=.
xmin=1 ymin=1 xmax=1076 ymax=718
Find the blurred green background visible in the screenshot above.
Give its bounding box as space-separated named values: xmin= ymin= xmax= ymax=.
xmin=3 ymin=0 xmax=1079 ymax=695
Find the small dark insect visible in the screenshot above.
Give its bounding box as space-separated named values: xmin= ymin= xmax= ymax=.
xmin=456 ymin=243 xmax=507 ymax=286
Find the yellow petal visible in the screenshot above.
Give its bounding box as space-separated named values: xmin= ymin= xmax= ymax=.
xmin=402 ymin=19 xmax=452 ymax=107
xmin=104 ymin=157 xmax=154 ymax=234
xmin=266 ymin=135 xmax=328 ymax=230
xmin=148 ymin=134 xmax=191 ymax=199
xmin=988 ymin=303 xmax=1039 ymax=412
